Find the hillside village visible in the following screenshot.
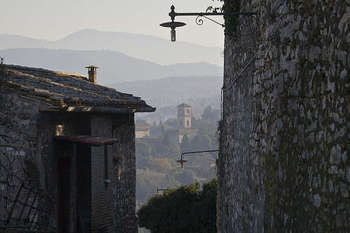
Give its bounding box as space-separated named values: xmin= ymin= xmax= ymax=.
xmin=0 ymin=0 xmax=350 ymax=233
xmin=135 ymin=103 xmax=219 ymax=205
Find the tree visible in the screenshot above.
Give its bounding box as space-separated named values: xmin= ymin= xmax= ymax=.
xmin=196 ymin=179 xmax=217 ymax=233
xmin=202 ymin=106 xmax=220 ymax=122
xmin=202 ymin=106 xmax=213 ymax=121
xmin=149 ymin=158 xmax=174 ymax=173
xmin=137 ymin=179 xmax=217 ymax=233
xmin=191 ymin=134 xmax=212 ymax=150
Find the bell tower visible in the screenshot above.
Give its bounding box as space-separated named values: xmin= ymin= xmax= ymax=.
xmin=177 ymin=103 xmax=192 ymax=129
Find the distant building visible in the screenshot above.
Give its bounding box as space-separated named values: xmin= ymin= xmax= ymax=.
xmin=0 ymin=64 xmax=155 ymax=233
xmin=177 ymin=103 xmax=192 ymax=129
xmin=177 ymin=103 xmax=197 ymax=143
xmin=135 ymin=120 xmax=151 ymax=138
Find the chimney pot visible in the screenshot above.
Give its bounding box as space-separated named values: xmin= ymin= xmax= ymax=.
xmin=85 ymin=65 xmax=98 ymax=84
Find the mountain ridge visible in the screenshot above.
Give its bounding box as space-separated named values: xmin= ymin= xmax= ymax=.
xmin=0 ymin=29 xmax=223 ymax=65
xmin=114 ymin=75 xmax=222 ymax=112
xmin=0 ymin=48 xmax=222 ymax=84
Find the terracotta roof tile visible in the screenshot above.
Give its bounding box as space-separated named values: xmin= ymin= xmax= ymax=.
xmin=0 ymin=64 xmax=155 ymax=113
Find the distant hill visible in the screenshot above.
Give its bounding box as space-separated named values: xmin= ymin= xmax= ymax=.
xmin=0 ymin=48 xmax=222 ymax=84
xmin=0 ymin=29 xmax=223 ymax=65
xmin=0 ymin=34 xmax=52 ymax=49
xmin=113 ymin=75 xmax=223 ymax=121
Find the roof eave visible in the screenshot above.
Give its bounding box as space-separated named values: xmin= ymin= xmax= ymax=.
xmin=135 ymin=106 xmax=156 ymax=113
xmin=40 ymin=105 xmax=156 ymax=114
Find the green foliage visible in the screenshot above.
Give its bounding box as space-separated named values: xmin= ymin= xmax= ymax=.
xmin=149 ymin=158 xmax=175 ymax=173
xmin=136 ymin=105 xmax=219 ymax=205
xmin=137 ymin=179 xmax=217 ymax=233
xmin=136 ymin=169 xmax=168 ymax=202
xmin=201 ymin=106 xmax=220 ymax=122
xmin=163 ymin=118 xmax=179 ymax=129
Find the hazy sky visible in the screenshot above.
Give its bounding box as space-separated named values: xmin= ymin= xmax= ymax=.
xmin=0 ymin=0 xmax=224 ymax=48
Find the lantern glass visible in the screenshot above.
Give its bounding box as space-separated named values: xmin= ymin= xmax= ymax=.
xmin=171 ymin=29 xmax=176 ymax=42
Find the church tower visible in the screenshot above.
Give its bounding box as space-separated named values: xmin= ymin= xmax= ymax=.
xmin=177 ymin=103 xmax=192 ymax=129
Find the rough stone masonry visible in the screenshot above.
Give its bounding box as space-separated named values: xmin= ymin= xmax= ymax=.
xmin=0 ymin=65 xmax=155 ymax=233
xmin=218 ymin=1 xmax=350 ymax=233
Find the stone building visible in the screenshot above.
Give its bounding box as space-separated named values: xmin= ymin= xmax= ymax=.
xmin=218 ymin=1 xmax=349 ymax=233
xmin=0 ymin=64 xmax=155 ymax=233
xmin=135 ymin=121 xmax=151 ymax=138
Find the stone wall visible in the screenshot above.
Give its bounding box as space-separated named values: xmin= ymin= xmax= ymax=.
xmin=112 ymin=115 xmax=137 ymax=233
xmin=0 ymin=88 xmax=57 ymax=231
xmin=0 ymin=84 xmax=139 ymax=233
xmin=90 ymin=115 xmax=114 ymax=233
xmin=218 ymin=1 xmax=350 ymax=233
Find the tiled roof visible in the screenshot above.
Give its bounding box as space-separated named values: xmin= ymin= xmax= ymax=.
xmin=178 ymin=103 xmax=191 ymax=108
xmin=0 ymin=64 xmax=155 ymax=113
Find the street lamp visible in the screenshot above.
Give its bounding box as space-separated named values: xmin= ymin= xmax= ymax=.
xmin=156 ymin=187 xmax=169 ymax=194
xmin=160 ymin=20 xmax=186 ymax=42
xmin=160 ymin=5 xmax=256 ymax=41
xmin=177 ymin=149 xmax=219 ymax=168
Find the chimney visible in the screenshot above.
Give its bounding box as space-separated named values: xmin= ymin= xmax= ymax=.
xmin=85 ymin=65 xmax=98 ymax=84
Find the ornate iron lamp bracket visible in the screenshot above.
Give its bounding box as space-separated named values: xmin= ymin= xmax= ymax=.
xmin=160 ymin=5 xmax=256 ymax=41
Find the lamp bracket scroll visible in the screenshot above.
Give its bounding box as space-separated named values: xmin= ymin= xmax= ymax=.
xmin=196 ymin=6 xmax=225 ymax=27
